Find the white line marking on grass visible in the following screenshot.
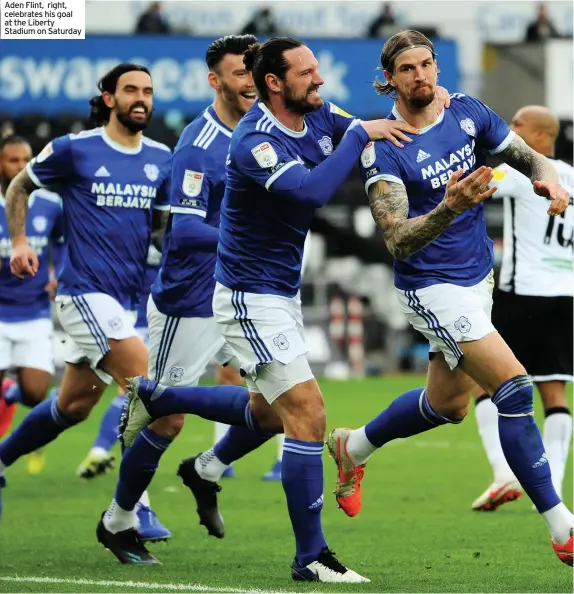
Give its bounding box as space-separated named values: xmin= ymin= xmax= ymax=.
xmin=0 ymin=576 xmax=302 ymax=594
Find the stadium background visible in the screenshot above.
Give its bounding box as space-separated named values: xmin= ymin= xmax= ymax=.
xmin=0 ymin=2 xmax=573 ymax=592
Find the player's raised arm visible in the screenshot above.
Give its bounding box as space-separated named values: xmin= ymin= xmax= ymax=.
xmin=498 ymin=134 xmax=568 ymax=216
xmin=5 ymin=168 xmax=40 ymax=278
xmin=368 ymin=166 xmax=497 ymax=260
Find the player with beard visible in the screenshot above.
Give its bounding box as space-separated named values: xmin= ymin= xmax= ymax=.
xmin=0 ymin=65 xmax=171 ymax=544
xmin=120 ymin=37 xmax=423 ymax=579
xmin=328 ymin=30 xmax=574 ymax=565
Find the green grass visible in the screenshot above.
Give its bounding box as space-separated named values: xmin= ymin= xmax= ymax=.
xmin=0 ymin=376 xmax=572 ymax=593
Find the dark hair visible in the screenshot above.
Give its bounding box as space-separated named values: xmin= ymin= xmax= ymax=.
xmin=89 ymin=63 xmax=151 ymax=125
xmin=243 ymin=37 xmax=304 ymax=101
xmin=0 ymin=133 xmax=29 ymax=153
xmin=205 ymin=35 xmax=258 ymax=72
xmin=374 ymin=30 xmax=436 ymax=96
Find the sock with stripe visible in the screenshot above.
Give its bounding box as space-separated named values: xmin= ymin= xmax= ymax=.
xmin=3 ymin=381 xmax=49 ymax=408
xmin=104 ymin=427 xmax=172 ymax=534
xmin=0 ymin=398 xmax=81 ymax=468
xmin=147 ymin=383 xmax=265 ymax=432
xmin=276 ymin=433 xmax=285 ymax=461
xmin=346 ymin=388 xmax=458 ymax=465
xmin=474 ymin=394 xmax=515 ymax=483
xmin=543 ymin=407 xmax=572 ymax=499
xmin=92 ymin=395 xmax=127 ymax=452
xmin=282 ymin=439 xmax=327 ymax=566
xmin=493 ymin=375 xmax=572 ymax=542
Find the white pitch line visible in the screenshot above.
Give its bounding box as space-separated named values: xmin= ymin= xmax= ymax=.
xmin=0 ymin=576 xmax=304 ymax=594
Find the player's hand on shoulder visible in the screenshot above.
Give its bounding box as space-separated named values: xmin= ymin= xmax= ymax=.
xmin=435 ymin=86 xmax=451 ymax=113
xmin=360 ymin=119 xmax=418 ymax=148
xmin=443 ymin=166 xmax=497 ymax=215
xmin=533 ymin=180 xmax=570 ymax=216
xmin=10 ymin=238 xmax=39 ymax=280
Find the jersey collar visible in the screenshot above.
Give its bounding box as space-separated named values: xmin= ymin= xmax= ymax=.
xmin=101 ymin=126 xmax=142 ymax=154
xmin=206 ymin=106 xmax=233 ymax=138
xmin=257 ymin=102 xmax=308 ymax=138
xmin=391 ymin=104 xmax=444 ymax=134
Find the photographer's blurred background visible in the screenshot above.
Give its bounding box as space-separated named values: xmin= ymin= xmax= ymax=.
xmin=1 ymin=0 xmax=572 ymax=378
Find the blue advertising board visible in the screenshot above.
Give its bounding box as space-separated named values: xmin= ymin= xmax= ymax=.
xmin=0 ymin=36 xmax=459 ymax=118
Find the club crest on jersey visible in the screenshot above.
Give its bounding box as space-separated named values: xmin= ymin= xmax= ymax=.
xmin=251 ymin=142 xmax=278 ymax=168
xmin=318 ymin=136 xmax=333 ymax=156
xmin=361 ymin=142 xmax=376 ymax=168
xmin=182 ymin=170 xmax=204 ymax=198
xmin=36 ymin=142 xmax=54 ymax=164
xmin=460 ymin=118 xmax=476 ymax=137
xmin=454 ymin=316 xmax=471 ymax=334
xmin=144 ymin=164 xmax=159 ymax=182
xmin=32 ymin=216 xmax=47 ymax=233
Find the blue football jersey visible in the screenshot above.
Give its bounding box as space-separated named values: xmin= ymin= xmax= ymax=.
xmin=215 ymin=100 xmax=359 ymax=297
xmin=135 ymin=245 xmax=161 ymax=328
xmin=359 ymin=94 xmax=513 ymax=290
xmin=0 ymin=188 xmax=63 ymax=322
xmin=27 ymin=128 xmax=171 ymax=310
xmin=152 ymin=106 xmax=233 ymax=318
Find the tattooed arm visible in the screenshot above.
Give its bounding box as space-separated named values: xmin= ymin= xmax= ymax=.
xmin=498 ymin=134 xmax=557 ymax=184
xmin=368 ymin=180 xmax=458 ymax=260
xmin=6 ymin=168 xmax=41 ymax=278
xmin=368 ymin=166 xmax=497 ymax=260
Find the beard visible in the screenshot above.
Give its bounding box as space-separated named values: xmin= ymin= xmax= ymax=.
xmin=284 ymin=84 xmax=323 ymax=116
xmin=116 ymin=102 xmax=152 ymax=133
xmin=408 ymin=86 xmax=435 ymax=109
xmin=221 ymin=81 xmax=251 ymax=117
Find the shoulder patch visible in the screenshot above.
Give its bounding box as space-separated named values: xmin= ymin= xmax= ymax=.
xmin=251 ymin=142 xmax=278 ymax=168
xmin=182 ymin=170 xmax=204 ymax=198
xmin=360 ymin=142 xmax=376 ymax=168
xmin=329 ymin=103 xmax=353 ymax=119
xmin=36 ymin=142 xmax=54 ymax=164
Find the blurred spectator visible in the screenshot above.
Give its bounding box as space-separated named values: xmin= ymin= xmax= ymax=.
xmin=366 ymin=3 xmax=397 ymax=38
xmin=240 ymin=8 xmax=279 ymax=37
xmin=135 ymin=2 xmax=171 ymax=35
xmin=525 ymin=3 xmax=560 ymax=42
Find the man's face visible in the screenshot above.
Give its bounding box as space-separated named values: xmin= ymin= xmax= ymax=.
xmin=0 ymin=142 xmax=32 ymax=185
xmin=509 ymin=113 xmax=538 ymax=149
xmin=106 ymin=70 xmax=154 ymax=132
xmin=216 ymin=53 xmax=258 ymax=116
xmin=281 ymin=46 xmax=325 ymax=115
xmin=386 ymin=47 xmax=438 ymax=109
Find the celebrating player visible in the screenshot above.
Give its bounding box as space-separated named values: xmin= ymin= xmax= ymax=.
xmin=328 ymin=30 xmax=573 ymax=566
xmin=0 ymin=64 xmax=170 ymax=542
xmin=471 ymin=106 xmax=573 ymax=512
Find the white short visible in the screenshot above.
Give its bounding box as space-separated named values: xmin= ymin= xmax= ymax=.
xmin=0 ymin=318 xmax=55 ymax=374
xmin=55 ymin=293 xmax=137 ymax=385
xmin=212 ymin=283 xmax=314 ymax=403
xmin=395 ymin=271 xmax=495 ymax=370
xmin=147 ymin=295 xmax=235 ymax=386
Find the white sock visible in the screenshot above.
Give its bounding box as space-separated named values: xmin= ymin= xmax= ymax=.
xmin=346 ymin=426 xmax=378 ymax=466
xmin=89 ymin=446 xmax=109 ymax=458
xmin=103 ymin=498 xmax=138 ymax=534
xmin=0 ymin=459 xmax=6 ymax=474
xmin=195 ymin=448 xmax=227 ymax=482
xmin=542 ymin=502 xmax=574 ymax=544
xmin=138 ymin=490 xmax=150 ymax=508
xmin=543 ymin=411 xmax=572 ymax=500
xmin=276 ymin=434 xmax=284 ymax=461
xmin=214 ymin=422 xmax=230 ymax=444
xmin=475 ymin=396 xmax=516 ymax=483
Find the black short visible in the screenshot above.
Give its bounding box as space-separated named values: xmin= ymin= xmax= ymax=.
xmin=492 ymin=290 xmax=573 ymax=382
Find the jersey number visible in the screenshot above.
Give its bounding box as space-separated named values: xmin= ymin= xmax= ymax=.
xmin=544 ymin=208 xmax=574 ymax=250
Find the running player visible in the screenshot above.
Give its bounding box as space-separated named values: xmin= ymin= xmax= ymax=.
xmin=0 ymin=64 xmax=170 ymax=546
xmin=471 ymin=106 xmax=573 ymax=512
xmin=328 ymin=30 xmax=574 ymax=566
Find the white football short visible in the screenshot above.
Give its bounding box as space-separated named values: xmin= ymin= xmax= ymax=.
xmin=212 ymin=282 xmax=314 ymax=404
xmin=55 ymin=293 xmax=138 ymax=384
xmin=395 ymin=271 xmax=495 ymax=370
xmin=147 ymin=295 xmax=235 ymax=386
xmin=0 ymin=317 xmax=55 ymax=374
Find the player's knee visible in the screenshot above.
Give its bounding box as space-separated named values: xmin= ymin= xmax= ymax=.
xmin=149 ymin=414 xmax=185 ymax=438
xmin=58 ymin=391 xmax=100 ymax=421
xmin=279 ymin=389 xmax=326 ymax=442
xmin=492 ymin=374 xmax=534 ymax=415
xmin=249 ymin=393 xmax=283 ymax=433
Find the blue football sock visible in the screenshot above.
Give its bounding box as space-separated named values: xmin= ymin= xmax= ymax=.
xmin=365 ymin=387 xmax=458 ymax=447
xmin=493 ymin=375 xmax=561 ymax=513
xmin=0 ymin=398 xmax=81 ymax=467
xmin=149 ymin=384 xmax=262 ymax=430
xmin=282 ymin=439 xmax=327 ymax=566
xmin=214 ymin=425 xmax=273 ymax=465
xmin=115 ymin=427 xmax=172 ymax=512
xmin=93 ymin=395 xmax=127 ymax=452
xmin=3 ymin=382 xmax=22 ymax=406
